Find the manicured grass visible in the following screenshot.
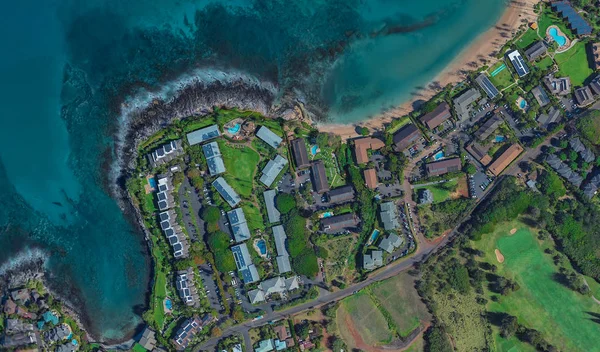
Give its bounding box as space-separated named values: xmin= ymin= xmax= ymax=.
xmin=387 ymin=116 xmax=412 ymax=134
xmin=312 ymin=146 xmax=345 ymax=188
xmin=535 ymin=56 xmax=554 ymax=72
xmin=150 ymin=236 xmax=167 ymax=329
xmin=258 ymin=120 xmax=284 ymax=137
xmin=370 ymin=273 xmax=431 ymax=337
xmin=472 ymin=221 xmax=600 ymax=352
xmin=493 ymin=328 xmax=536 ymax=352
xmin=242 ymin=202 xmax=265 ymax=232
xmin=555 ymin=41 xmax=594 ymax=87
xmin=144 ymin=193 xmax=156 ymax=213
xmin=218 ymin=140 xmax=260 ymax=198
xmin=341 ymin=292 xmax=393 ymax=345
xmin=132 ymin=343 xmax=148 ymax=352
xmin=414 ymin=179 xmax=458 ymax=204
xmin=488 ymin=61 xmax=514 ymax=90
xmin=183 ymin=116 xmax=217 ymax=133
xmin=515 ymin=29 xmax=541 ymax=50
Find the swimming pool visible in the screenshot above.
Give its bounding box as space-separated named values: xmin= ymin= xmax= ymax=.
xmin=257 ymin=239 xmax=267 ymax=255
xmin=148 ymin=177 xmax=157 ymax=189
xmin=165 ymin=298 xmax=172 ymax=310
xmin=490 ymin=63 xmax=506 ymax=77
xmin=311 ymin=145 xmax=319 ymax=155
xmin=368 ymin=229 xmax=380 ymax=244
xmin=520 ymin=99 xmax=527 ymax=109
xmin=227 ymin=123 xmax=241 ymax=134
xmin=495 ymin=135 xmax=505 ymax=143
xmin=322 ymin=212 xmax=333 ymax=218
xmin=549 ymin=27 xmax=567 ymax=47
xmin=433 ymin=151 xmax=445 ymax=161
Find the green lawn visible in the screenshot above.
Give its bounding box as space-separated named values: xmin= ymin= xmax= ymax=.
xmin=150 ymin=236 xmax=167 ymax=329
xmin=534 ymin=56 xmax=554 ymax=72
xmin=472 ymin=222 xmax=600 ymax=352
xmin=555 ymin=41 xmax=593 ymax=87
xmin=183 ymin=116 xmax=217 ymax=133
xmin=218 ymin=140 xmax=260 ymax=198
xmin=515 ymin=29 xmax=541 ymax=50
xmin=340 ymin=292 xmax=393 ymax=345
xmin=370 ymin=273 xmax=431 ymax=337
xmin=312 ymin=146 xmax=345 ymax=188
xmin=488 ymin=61 xmax=514 ymax=90
xmin=538 ymin=6 xmax=574 ymax=40
xmin=414 ymin=179 xmax=458 ymax=204
xmin=144 ymin=193 xmax=156 ymax=213
xmin=132 ymin=343 xmax=148 ymax=352
xmin=242 ymin=202 xmax=265 ymax=232
xmin=493 ymin=329 xmax=537 ymax=352
xmin=387 ymin=116 xmax=412 ymax=134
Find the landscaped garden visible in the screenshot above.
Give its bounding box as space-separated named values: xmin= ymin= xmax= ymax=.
xmin=488 ymin=61 xmax=514 ymax=90
xmin=555 ymin=41 xmax=593 ymax=87
xmin=515 ymin=28 xmax=541 ymax=50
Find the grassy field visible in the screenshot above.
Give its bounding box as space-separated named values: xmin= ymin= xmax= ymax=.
xmin=414 ymin=179 xmax=458 ymax=204
xmin=144 ymin=192 xmax=156 ymax=213
xmin=493 ymin=328 xmax=537 ymax=352
xmin=387 ymin=116 xmax=412 ymax=134
xmin=515 ymin=29 xmax=540 ymax=50
xmin=218 ymin=140 xmax=260 ymax=197
xmin=472 ymin=221 xmax=600 ymax=352
xmin=242 ymin=202 xmax=265 ymax=232
xmin=370 ymin=273 xmax=431 ymax=337
xmin=535 ymin=56 xmax=554 ymax=72
xmin=150 ymin=235 xmax=168 ymax=329
xmin=340 ymin=292 xmax=393 ymax=346
xmin=555 ymin=41 xmax=593 ymax=87
xmin=488 ymin=61 xmax=514 ymax=90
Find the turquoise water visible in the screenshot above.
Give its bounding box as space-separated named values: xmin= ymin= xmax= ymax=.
xmin=257 ymin=240 xmax=267 ymax=255
xmin=370 ymin=229 xmax=381 ymax=243
xmin=148 ymin=177 xmax=157 ymax=189
xmin=322 ymin=212 xmax=333 ymax=218
xmin=311 ymin=145 xmax=319 ymax=156
xmin=549 ymin=27 xmax=567 ymax=47
xmin=165 ymin=298 xmax=173 ymax=310
xmin=0 ymin=0 xmax=506 ymax=341
xmin=491 ymin=64 xmax=507 ymax=77
xmin=520 ymin=100 xmax=528 ymax=109
xmin=495 ymin=135 xmax=505 ymax=143
xmin=433 ymin=151 xmax=445 ymax=160
xmin=228 ymin=124 xmax=241 ymax=134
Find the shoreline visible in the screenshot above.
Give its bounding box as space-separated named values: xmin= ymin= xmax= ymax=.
xmin=317 ymin=0 xmax=539 ymax=139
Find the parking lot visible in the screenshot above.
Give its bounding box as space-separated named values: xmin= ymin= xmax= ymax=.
xmin=198 ymin=264 xmax=224 ymax=312
xmin=468 ymin=169 xmax=493 ymax=199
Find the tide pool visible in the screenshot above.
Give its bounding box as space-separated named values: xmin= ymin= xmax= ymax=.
xmin=0 ymin=0 xmax=507 ymax=341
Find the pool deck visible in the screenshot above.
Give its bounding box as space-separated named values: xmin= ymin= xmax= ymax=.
xmin=546 ymin=25 xmax=571 ymax=52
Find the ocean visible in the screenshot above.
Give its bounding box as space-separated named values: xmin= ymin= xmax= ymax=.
xmin=0 ymin=0 xmax=506 ymax=341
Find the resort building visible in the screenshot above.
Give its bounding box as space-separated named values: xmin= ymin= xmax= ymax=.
xmin=475 ymin=74 xmax=500 ymax=100
xmin=574 ymin=86 xmax=595 ymax=107
xmin=290 ymin=138 xmax=310 ymax=169
xmin=353 ymin=137 xmax=385 ymax=164
xmin=231 ymin=243 xmax=260 ymax=284
xmin=507 ymin=50 xmax=530 ymax=77
xmin=392 ymin=124 xmax=422 ymax=150
xmin=263 ymin=190 xmax=281 ymax=224
xmin=363 ymin=250 xmax=383 ymax=271
xmin=419 ymin=189 xmax=434 ymax=205
xmin=176 ymin=268 xmax=199 ymax=307
xmin=537 ymin=107 xmax=561 ymax=130
xmin=364 ymin=168 xmax=379 ymax=189
xmin=546 ymin=154 xmax=584 ymax=187
xmin=155 ymin=176 xmax=175 ymax=211
xmin=202 ymin=141 xmax=226 ymax=176
xmin=488 ymin=143 xmax=524 ymax=176
xmin=466 ymin=142 xmax=492 ymax=166
xmin=147 ymin=140 xmax=182 ymax=168
xmin=583 ymin=174 xmax=600 ymax=199
xmin=173 ymin=315 xmax=214 ymax=350
xmin=570 ymin=137 xmax=596 ymax=163
xmin=228 ymin=208 xmax=251 ymax=243
xmin=320 ymin=213 xmax=359 ymax=234
xmin=259 ymin=154 xmax=288 ymax=187
xmin=590 ymin=75 xmax=600 ymax=95
xmin=138 ymin=327 xmax=157 ymax=351
xmin=531 ymin=85 xmax=551 ymax=107
xmin=544 ymin=75 xmax=571 ymax=95
xmin=212 ymin=177 xmax=241 ymax=207
xmin=186 ymin=124 xmax=220 ymax=146
xmin=272 ymin=225 xmax=291 ymax=274
xmin=524 ymin=41 xmax=547 ymax=62
xmin=310 ymin=160 xmax=330 ymax=193
xmin=453 ymin=88 xmax=481 ymax=121
xmin=256 ymin=126 xmax=282 ymax=149
xmin=551 ymin=1 xmax=592 ymax=36
xmin=247 ymin=276 xmax=301 ymax=304
xmin=425 ymin=157 xmax=462 ymax=177
xmin=380 ymin=202 xmax=400 ymax=231
xmin=474 ymin=115 xmax=503 ymax=141
xmin=326 ymin=185 xmax=355 ymax=204
xmin=419 ymin=102 xmax=453 ymax=130
xmin=378 ymin=234 xmax=403 ymax=254
xmin=159 ymin=211 xmax=189 ymax=259
xmin=592 ymin=42 xmax=600 ymax=71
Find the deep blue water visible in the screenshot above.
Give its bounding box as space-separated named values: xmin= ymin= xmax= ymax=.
xmin=0 ymin=0 xmax=506 ymax=340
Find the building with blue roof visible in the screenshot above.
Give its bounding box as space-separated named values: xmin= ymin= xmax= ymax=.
xmin=256 ymin=126 xmax=283 ymax=149
xmin=259 ymin=155 xmax=288 ymax=187
xmin=231 ymin=243 xmax=260 ymax=283
xmin=212 ymin=177 xmax=241 ymax=207
xmin=263 ymin=190 xmax=281 ymax=224
xmin=202 ymin=142 xmax=226 ymax=175
xmin=507 ymin=50 xmax=530 ymax=77
xmin=227 ymin=208 xmax=251 ymax=243
xmin=187 ymin=124 xmax=221 ymax=146
xmin=551 ymin=1 xmax=592 ymax=36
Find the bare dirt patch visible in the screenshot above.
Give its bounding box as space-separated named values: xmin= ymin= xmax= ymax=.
xmin=452 ymin=175 xmax=469 ymax=199
xmin=495 ymin=248 xmax=505 ymax=263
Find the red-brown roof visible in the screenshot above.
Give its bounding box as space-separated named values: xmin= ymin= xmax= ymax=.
xmin=425 ymin=158 xmax=462 ymax=176
xmin=420 ymin=102 xmax=452 ymax=130
xmin=488 ymin=144 xmax=524 ymax=176
xmin=364 ymin=168 xmax=378 ymax=189
xmin=354 ymin=137 xmax=385 ymax=164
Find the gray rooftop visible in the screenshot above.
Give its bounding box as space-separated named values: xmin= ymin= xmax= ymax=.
xmin=524 ymin=41 xmax=547 ymax=61
xmin=186 ymin=124 xmax=220 ymax=145
xmin=363 ymin=250 xmax=383 ymax=271
xmin=453 ymin=88 xmax=481 ymax=121
xmin=378 ymin=234 xmax=403 ymax=254
xmin=228 ymin=208 xmax=251 ymax=243
xmin=259 ymin=155 xmax=289 ymax=187
xmin=379 ymin=202 xmax=400 ymax=231
xmin=231 ymin=243 xmax=260 ymax=283
xmin=256 ymin=126 xmax=283 ymax=149
xmin=475 ymin=73 xmax=499 ymax=99
xmin=531 ymin=85 xmax=550 ymax=107
xmin=213 ymin=177 xmax=241 ymax=207
xmin=273 ymin=225 xmax=291 ymax=274
xmin=263 ymin=190 xmax=281 ymax=224
xmin=203 ymin=141 xmax=226 ymax=175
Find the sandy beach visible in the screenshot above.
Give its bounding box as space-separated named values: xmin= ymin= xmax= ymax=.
xmin=318 ymin=0 xmax=539 ymax=139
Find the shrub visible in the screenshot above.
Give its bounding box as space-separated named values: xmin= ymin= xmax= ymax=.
xmin=202 ymin=206 xmax=222 ymax=225
xmin=276 ymin=193 xmax=296 ymax=214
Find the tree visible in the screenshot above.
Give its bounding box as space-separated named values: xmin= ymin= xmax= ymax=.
xmin=424 ymin=324 xmax=453 ymax=352
xmin=500 ymin=315 xmax=518 ymax=338
xmin=464 ymin=162 xmax=477 ymax=175
xmin=537 ymin=171 xmax=566 ymax=198
xmin=276 ymin=193 xmax=296 ymax=214
xmin=202 ymin=206 xmax=221 ymax=225
xmin=358 ymin=126 xmax=369 ymax=136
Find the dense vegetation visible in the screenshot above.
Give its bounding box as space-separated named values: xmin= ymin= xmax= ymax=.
xmin=282 ymin=209 xmax=318 ymax=277
xmin=577 ymin=110 xmax=600 ymax=146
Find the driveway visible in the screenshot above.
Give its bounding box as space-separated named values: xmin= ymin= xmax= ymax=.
xmin=199 ymin=264 xmax=225 ymax=313
xmin=178 ymin=177 xmax=206 ymax=242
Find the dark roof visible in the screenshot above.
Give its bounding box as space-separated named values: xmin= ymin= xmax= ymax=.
xmin=327 ymin=185 xmax=355 ymax=204
xmin=310 ymin=161 xmax=330 ymax=193
xmin=552 ymin=1 xmax=592 ymax=36
xmin=392 ymin=124 xmax=421 ymax=150
xmin=474 ymin=115 xmax=503 ymax=140
xmin=532 ymin=85 xmax=551 ymax=107
xmin=420 ymin=102 xmax=452 ymax=130
xmin=475 ymin=74 xmax=500 ymax=99
xmin=575 ymin=86 xmax=595 ymax=106
xmin=425 ymin=158 xmax=462 ymax=176
xmin=321 ymin=213 xmax=359 ymax=234
xmin=524 ymin=41 xmax=547 ymax=61
xmin=290 ymin=138 xmax=310 ymax=169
